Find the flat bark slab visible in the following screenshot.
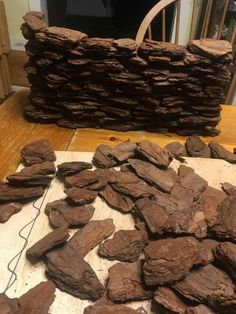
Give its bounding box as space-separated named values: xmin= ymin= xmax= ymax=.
xmin=107 ymin=262 xmax=153 ymax=302
xmin=46 ymin=246 xmax=104 ymax=300
xmin=92 ymin=145 xmax=117 ymax=168
xmin=154 ymin=287 xmax=187 ymax=314
xmin=57 ymin=161 xmax=92 ymax=177
xmin=68 ymin=219 xmax=115 ymax=257
xmin=98 ymin=229 xmax=148 ymax=262
xmin=214 ymin=242 xmax=236 ymax=281
xmin=164 ymin=141 xmax=187 ymax=162
xmin=84 ymin=304 xmax=140 ymax=314
xmin=26 ymin=226 xmax=69 ymax=258
xmin=0 ymin=184 xmax=45 ymax=202
xmin=0 ymin=202 xmax=22 ymax=223
xmin=110 ymin=142 xmax=137 ymax=162
xmin=143 ymin=237 xmax=209 ymax=285
xmin=209 ymin=142 xmax=236 ymax=164
xmin=186 ymin=305 xmax=216 ymax=314
xmin=20 ymin=139 xmax=56 ymax=166
xmin=64 ymin=187 xmax=98 ymax=205
xmin=221 ymin=182 xmax=236 ymax=196
xmin=45 ymin=199 xmax=95 ymax=228
xmin=185 ymin=136 xmax=211 ymax=158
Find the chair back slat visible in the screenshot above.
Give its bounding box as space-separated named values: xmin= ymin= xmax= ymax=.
xmin=148 ymin=25 xmax=152 ymax=40
xmin=175 ymin=0 xmax=181 ymax=44
xmin=202 ymin=0 xmax=213 ymax=38
xmin=189 ymin=0 xmax=196 ymax=41
xmin=162 ymin=8 xmax=166 ymax=41
xmin=218 ymin=0 xmax=229 ymax=40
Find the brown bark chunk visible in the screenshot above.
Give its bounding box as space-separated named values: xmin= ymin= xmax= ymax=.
xmin=26 ymin=226 xmax=69 ymax=258
xmin=57 ymin=161 xmax=92 ymax=177
xmin=84 ymin=304 xmax=140 ymax=314
xmin=0 ymin=184 xmax=45 ymax=202
xmin=209 ymin=142 xmax=236 ymax=163
xmin=138 ymin=140 xmax=172 ymax=168
xmin=99 ymin=184 xmax=133 ymax=212
xmin=92 ymin=144 xmax=117 ymax=168
xmin=68 ymin=219 xmax=115 ymax=257
xmin=164 ymin=141 xmax=187 ymax=162
xmin=154 ymin=287 xmax=187 ymax=314
xmin=64 ymin=187 xmax=98 ymax=205
xmin=221 ymin=182 xmax=236 ymax=196
xmin=98 ymin=229 xmax=148 ymax=262
xmin=0 ymin=203 xmax=22 ymax=223
xmin=214 ymin=242 xmax=236 ymax=281
xmin=110 ymin=141 xmax=137 ymax=162
xmin=46 ymin=246 xmax=104 ymax=300
xmin=107 ymin=262 xmax=153 ymax=302
xmin=20 ymin=139 xmax=56 ymax=166
xmin=0 ymin=293 xmax=18 ymax=314
xmin=186 ymin=305 xmax=216 ymax=314
xmin=185 ymin=136 xmax=211 ymax=158
xmin=45 ymin=199 xmax=95 ymax=228
xmin=7 ymin=174 xmax=53 ymax=187
xmin=143 ymin=237 xmax=209 ymax=285
xmin=128 ymin=158 xmax=177 ymax=193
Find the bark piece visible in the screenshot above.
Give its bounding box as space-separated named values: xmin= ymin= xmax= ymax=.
xmin=45 ymin=199 xmax=95 ymax=228
xmin=185 ymin=136 xmax=211 ymax=158
xmin=20 ymin=139 xmax=56 ymax=166
xmin=0 ymin=293 xmax=18 ymax=314
xmin=110 ymin=141 xmax=137 ymax=162
xmin=7 ymin=174 xmax=53 ymax=187
xmin=84 ymin=304 xmax=140 ymax=314
xmin=138 ymin=140 xmax=172 ymax=168
xmin=98 ymin=229 xmax=148 ymax=262
xmin=16 ymin=281 xmax=56 ymax=314
xmin=9 ymin=161 xmax=55 ymax=177
xmin=200 ymin=239 xmax=219 ymax=263
xmin=68 ymin=219 xmax=115 ymax=257
xmin=209 ymin=142 xmax=236 ymax=163
xmin=46 ymin=246 xmax=104 ymax=300
xmin=93 ymin=144 xmax=117 ymax=168
xmin=57 ymin=161 xmax=92 ymax=177
xmin=188 ymin=39 xmax=232 ymax=58
xmin=214 ymin=242 xmax=236 ymax=281
xmin=172 ymin=264 xmax=236 ymax=309
xmin=99 ymin=184 xmax=133 ymax=212
xmin=211 ymin=196 xmax=236 ymax=242
xmin=107 ymin=262 xmax=153 ymax=302
xmin=109 ymin=169 xmax=156 ymax=199
xmin=154 ymin=287 xmax=187 ymax=314
xmin=0 ymin=184 xmax=45 ymax=202
xmin=143 ymin=237 xmax=209 ymax=286
xmin=23 ymin=12 xmax=47 ymax=31
xmin=0 ymin=203 xmax=22 ymax=223
xmin=164 ymin=141 xmax=187 ymax=162
xmin=221 ymin=182 xmax=236 ymax=196
xmin=26 ymin=226 xmax=69 ymax=258
xmin=128 ymin=158 xmax=176 ymax=193
xmin=186 ymin=305 xmax=216 ymax=314
xmin=64 ymin=187 xmax=98 ymax=205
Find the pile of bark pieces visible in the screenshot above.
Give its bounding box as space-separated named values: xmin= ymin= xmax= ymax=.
xmin=20 ymin=12 xmax=232 ymax=136
xmin=0 ymin=139 xmax=56 ymax=223
xmin=10 ymin=138 xmax=236 ymax=313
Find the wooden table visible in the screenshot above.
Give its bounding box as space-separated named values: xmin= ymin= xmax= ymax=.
xmin=1 ymin=88 xmax=236 ymax=180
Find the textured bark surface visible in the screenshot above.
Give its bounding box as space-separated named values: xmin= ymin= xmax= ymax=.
xmin=83 ymin=304 xmax=140 ymax=314
xmin=92 ymin=145 xmax=117 ymax=168
xmin=209 ymin=142 xmax=236 ymax=163
xmin=221 ymin=182 xmax=236 ymax=196
xmin=68 ymin=219 xmax=115 ymax=257
xmin=185 ymin=136 xmax=211 ymax=158
xmin=45 ymin=199 xmax=95 ymax=228
xmin=0 ymin=184 xmax=45 ymax=202
xmin=0 ymin=202 xmax=22 ymax=223
xmin=107 ymin=262 xmax=153 ymax=302
xmin=26 ymin=226 xmax=69 ymax=258
xmin=164 ymin=141 xmax=187 ymax=162
xmin=0 ymin=293 xmax=18 ymax=314
xmin=172 ymin=264 xmax=236 ymax=309
xmin=20 ymin=139 xmax=56 ymax=166
xmin=64 ymin=187 xmax=98 ymax=205
xmin=143 ymin=237 xmax=210 ymax=285
xmin=154 ymin=287 xmax=187 ymax=314
xmin=46 ymin=246 xmax=104 ymax=300
xmin=57 ymin=161 xmax=92 ymax=177
xmin=186 ymin=305 xmax=216 ymax=314
xmin=98 ymin=229 xmax=148 ymax=262
xmin=110 ymin=142 xmax=137 ymax=162
xmin=99 ymin=183 xmax=133 ymax=212
xmin=214 ymin=242 xmax=236 ymax=281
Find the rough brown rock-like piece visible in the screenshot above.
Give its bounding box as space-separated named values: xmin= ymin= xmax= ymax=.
xmin=98 ymin=229 xmax=148 ymax=262
xmin=99 ymin=184 xmax=133 ymax=212
xmin=154 ymin=287 xmax=187 ymax=314
xmin=128 ymin=158 xmax=176 ymax=193
xmin=9 ymin=161 xmax=56 ymax=177
xmin=46 ymin=246 xmax=104 ymax=300
xmin=209 ymin=142 xmax=236 ymax=163
xmin=92 ymin=144 xmax=117 ymax=168
xmin=185 ymin=136 xmax=211 ymax=158
xmin=88 ymin=169 xmax=110 ymax=191
xmin=57 ymin=161 xmax=92 ymax=177
xmin=200 ymin=239 xmax=219 ymax=263
xmin=26 ymin=226 xmax=69 ymax=258
xmin=107 ymin=262 xmax=153 ymax=302
xmin=45 ymin=199 xmax=95 ymax=228
xmin=188 ymin=39 xmax=232 ymax=58
xmin=164 ymin=142 xmax=187 ymax=162
xmin=16 ymin=281 xmax=56 ymax=314
xmin=64 ymin=187 xmax=97 ymax=205
xmin=211 ymin=196 xmax=236 ymax=242
xmin=172 ymin=264 xmax=236 ymax=309
xmin=221 ymin=182 xmax=236 ymax=196
xmin=7 ymin=173 xmax=53 ymax=187
xmin=0 ymin=293 xmax=18 ymax=314
xmin=186 ymin=305 xmax=216 ymax=314
xmin=109 ymin=169 xmax=155 ymax=199
xmin=143 ymin=237 xmax=209 ymax=286
xmin=214 ymin=242 xmax=236 ymax=281
xmin=23 ymin=11 xmax=47 ymax=31
xmin=138 ymin=140 xmax=172 ymax=168
xmin=68 ymin=219 xmax=115 ymax=257
xmin=20 ymin=140 xmax=56 ymax=166
xmin=43 ymin=26 xmax=87 ymax=44
xmin=0 ymin=184 xmax=45 ymax=202
xmin=110 ymin=142 xmax=137 ymax=162
xmin=84 ymin=304 xmax=140 ymax=314
xmin=0 ymin=203 xmax=22 ymax=223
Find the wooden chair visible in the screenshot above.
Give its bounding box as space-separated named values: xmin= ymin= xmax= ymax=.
xmin=0 ymin=1 xmax=11 ymax=99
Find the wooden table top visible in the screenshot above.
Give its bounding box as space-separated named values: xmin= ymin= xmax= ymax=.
xmin=1 ymin=88 xmax=236 ymax=179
